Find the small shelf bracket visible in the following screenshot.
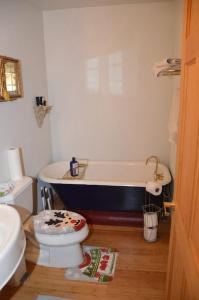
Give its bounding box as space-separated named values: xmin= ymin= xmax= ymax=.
xmin=34 ymin=105 xmax=52 ymax=128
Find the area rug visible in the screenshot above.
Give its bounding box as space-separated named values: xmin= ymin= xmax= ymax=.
xmin=65 ymin=246 xmax=118 ymax=284
xmin=36 ymin=296 xmax=73 ymax=300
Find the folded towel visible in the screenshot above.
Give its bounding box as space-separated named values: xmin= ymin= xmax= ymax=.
xmin=167 ymin=58 xmax=181 ymax=65
xmin=154 ymin=57 xmax=181 ymax=68
xmin=153 ymin=57 xmax=181 ymax=77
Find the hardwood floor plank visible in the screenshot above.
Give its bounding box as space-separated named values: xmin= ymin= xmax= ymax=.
xmin=0 ymin=221 xmax=170 ymax=300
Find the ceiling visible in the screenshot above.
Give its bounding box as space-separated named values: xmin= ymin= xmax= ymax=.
xmin=29 ymin=0 xmax=173 ymax=11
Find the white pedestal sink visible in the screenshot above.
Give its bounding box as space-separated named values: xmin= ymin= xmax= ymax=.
xmin=0 ymin=204 xmax=26 ymax=290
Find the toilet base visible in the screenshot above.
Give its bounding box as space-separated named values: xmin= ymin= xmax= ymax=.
xmin=24 ymin=215 xmax=88 ymax=268
xmin=25 ymin=233 xmax=85 ymax=268
xmin=36 ymin=243 xmax=84 ymax=268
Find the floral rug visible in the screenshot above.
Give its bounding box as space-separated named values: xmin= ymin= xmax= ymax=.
xmin=36 ymin=296 xmax=73 ymax=300
xmin=65 ymin=246 xmax=118 ymax=284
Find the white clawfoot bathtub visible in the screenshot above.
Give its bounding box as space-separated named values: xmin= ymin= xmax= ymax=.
xmin=39 ymin=160 xmax=171 ymax=187
xmin=39 ymin=160 xmax=171 ymax=226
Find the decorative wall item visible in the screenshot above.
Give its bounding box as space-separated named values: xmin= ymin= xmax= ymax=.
xmin=34 ymin=105 xmax=52 ymax=128
xmin=0 ymin=55 xmax=23 ymax=101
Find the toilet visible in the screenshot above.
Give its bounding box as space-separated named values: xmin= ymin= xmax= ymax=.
xmin=2 ymin=176 xmax=89 ymax=268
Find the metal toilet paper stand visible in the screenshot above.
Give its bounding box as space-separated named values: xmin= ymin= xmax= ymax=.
xmin=143 ymin=203 xmax=161 ymax=242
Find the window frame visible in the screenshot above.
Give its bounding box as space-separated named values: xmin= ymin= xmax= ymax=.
xmin=0 ymin=55 xmax=23 ymax=101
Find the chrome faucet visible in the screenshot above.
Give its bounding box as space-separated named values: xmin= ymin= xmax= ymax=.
xmin=145 ymin=155 xmax=164 ymax=181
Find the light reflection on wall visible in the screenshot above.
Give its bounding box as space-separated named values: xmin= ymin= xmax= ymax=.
xmin=108 ymin=52 xmax=123 ymax=95
xmin=86 ymin=58 xmax=99 ymax=93
xmin=86 ymin=52 xmax=123 ymax=95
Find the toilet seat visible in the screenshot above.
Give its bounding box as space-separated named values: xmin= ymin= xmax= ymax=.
xmin=33 ymin=210 xmax=87 ymax=235
xmin=31 ymin=210 xmax=88 ymax=246
xmin=24 ymin=210 xmax=89 ymax=268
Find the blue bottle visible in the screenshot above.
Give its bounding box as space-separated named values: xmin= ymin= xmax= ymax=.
xmin=70 ymin=157 xmax=79 ymax=177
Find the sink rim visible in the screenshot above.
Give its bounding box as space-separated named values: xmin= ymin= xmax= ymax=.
xmin=0 ymin=204 xmax=26 ymax=290
xmin=0 ymin=204 xmax=21 ymax=255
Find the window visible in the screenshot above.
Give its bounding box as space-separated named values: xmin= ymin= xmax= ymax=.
xmin=0 ymin=56 xmax=23 ymax=101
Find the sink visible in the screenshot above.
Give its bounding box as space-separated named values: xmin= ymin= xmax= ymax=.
xmin=0 ymin=204 xmax=26 ymax=290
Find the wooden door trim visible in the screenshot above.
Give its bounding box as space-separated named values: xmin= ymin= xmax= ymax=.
xmin=166 ymin=0 xmax=199 ymax=298
xmin=167 ymin=209 xmax=199 ymax=298
xmin=173 ymin=0 xmax=187 ymax=201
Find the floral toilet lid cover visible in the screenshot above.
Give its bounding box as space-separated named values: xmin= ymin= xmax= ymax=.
xmin=34 ymin=210 xmax=86 ymax=235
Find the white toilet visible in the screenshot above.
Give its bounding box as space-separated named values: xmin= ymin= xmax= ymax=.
xmin=2 ymin=177 xmax=89 ymax=268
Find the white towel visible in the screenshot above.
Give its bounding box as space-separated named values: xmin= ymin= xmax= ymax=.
xmin=153 ymin=58 xmax=181 ymax=77
xmin=168 ymin=88 xmax=180 ymax=144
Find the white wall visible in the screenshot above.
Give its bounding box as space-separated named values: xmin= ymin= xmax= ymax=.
xmin=0 ymin=0 xmax=51 ymax=181
xmin=43 ymin=2 xmax=175 ymax=165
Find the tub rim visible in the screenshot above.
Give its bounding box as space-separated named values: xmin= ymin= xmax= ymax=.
xmin=39 ymin=160 xmax=171 ymax=187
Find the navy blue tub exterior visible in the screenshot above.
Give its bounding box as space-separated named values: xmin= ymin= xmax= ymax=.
xmin=52 ymin=183 xmax=167 ymax=212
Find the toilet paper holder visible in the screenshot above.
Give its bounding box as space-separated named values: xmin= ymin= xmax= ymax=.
xmin=143 ymin=204 xmax=161 ymax=242
xmin=143 ymin=203 xmax=161 ymax=215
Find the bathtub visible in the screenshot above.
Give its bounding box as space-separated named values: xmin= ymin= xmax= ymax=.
xmin=39 ymin=160 xmax=171 ymax=226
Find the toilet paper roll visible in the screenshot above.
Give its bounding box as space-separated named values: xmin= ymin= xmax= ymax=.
xmin=144 ymin=227 xmax=157 ymax=242
xmin=7 ymin=147 xmax=23 ymax=181
xmin=146 ymin=181 xmax=162 ymax=196
xmin=144 ymin=212 xmax=158 ymax=228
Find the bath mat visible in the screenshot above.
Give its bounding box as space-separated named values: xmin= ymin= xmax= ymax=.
xmin=65 ymin=246 xmax=118 ymax=284
xmin=36 ymin=296 xmax=73 ymax=300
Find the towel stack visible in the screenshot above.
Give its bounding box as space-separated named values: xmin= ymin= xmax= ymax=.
xmin=153 ymin=58 xmax=181 ymax=77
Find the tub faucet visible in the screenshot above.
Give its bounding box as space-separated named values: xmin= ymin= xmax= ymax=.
xmin=145 ymin=155 xmax=164 ymax=181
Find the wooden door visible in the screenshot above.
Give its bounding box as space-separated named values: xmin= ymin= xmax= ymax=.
xmin=166 ymin=0 xmax=199 ymax=299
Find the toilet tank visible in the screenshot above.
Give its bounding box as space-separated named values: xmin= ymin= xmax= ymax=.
xmin=0 ymin=177 xmax=33 ymax=215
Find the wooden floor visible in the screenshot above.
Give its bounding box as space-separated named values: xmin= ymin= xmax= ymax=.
xmin=0 ymin=221 xmax=170 ymax=300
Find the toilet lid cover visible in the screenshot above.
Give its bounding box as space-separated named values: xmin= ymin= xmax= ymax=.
xmin=33 ymin=210 xmax=86 ymax=235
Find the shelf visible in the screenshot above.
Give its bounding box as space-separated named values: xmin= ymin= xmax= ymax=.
xmin=34 ymin=105 xmax=52 ymax=128
xmin=61 ymin=164 xmax=87 ymax=180
xmin=159 ymin=69 xmax=181 ymax=76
